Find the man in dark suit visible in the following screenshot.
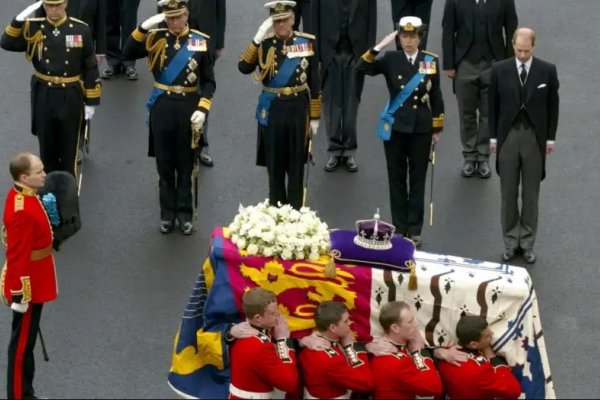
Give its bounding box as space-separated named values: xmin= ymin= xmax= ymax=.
xmin=102 ymin=0 xmax=141 ymax=80
xmin=158 ymin=0 xmax=227 ymax=167
xmin=293 ymin=0 xmax=311 ymax=31
xmin=310 ymin=0 xmax=377 ymax=172
xmin=442 ymin=0 xmax=517 ymax=178
xmin=36 ymin=0 xmax=106 ymax=60
xmin=391 ymin=0 xmax=433 ymax=49
xmin=489 ymin=27 xmax=559 ymax=263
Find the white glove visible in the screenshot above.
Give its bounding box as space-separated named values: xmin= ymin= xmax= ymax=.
xmin=11 ymin=302 xmax=29 ymax=314
xmin=141 ymin=13 xmax=165 ymax=30
xmin=190 ymin=110 xmax=206 ymax=130
xmin=310 ymin=119 xmax=320 ymax=136
xmin=374 ymin=31 xmax=398 ymax=52
xmin=16 ymin=1 xmax=43 ymax=22
xmin=253 ymin=17 xmax=273 ymax=44
xmin=84 ymin=105 xmax=95 ymax=120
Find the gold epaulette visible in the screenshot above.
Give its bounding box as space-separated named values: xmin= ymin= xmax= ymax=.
xmin=69 ymin=17 xmax=88 ymax=26
xmin=14 ymin=193 xmax=24 ymax=212
xmin=422 ymin=50 xmax=439 ymax=58
xmin=25 ymin=17 xmax=45 ymax=22
xmin=190 ymin=29 xmax=210 ymax=39
xmin=294 ymin=31 xmax=315 ymax=40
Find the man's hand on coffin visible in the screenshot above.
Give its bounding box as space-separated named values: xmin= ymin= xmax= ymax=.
xmin=229 ymin=321 xmax=259 ymax=340
xmin=299 ymin=333 xmax=330 ymax=350
xmin=433 ymin=345 xmax=468 ymax=366
xmin=366 ymin=338 xmax=397 ymax=356
xmin=273 ymin=312 xmax=290 ymax=339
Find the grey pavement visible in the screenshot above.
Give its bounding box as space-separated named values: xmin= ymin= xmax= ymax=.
xmin=0 ymin=0 xmax=598 ymax=398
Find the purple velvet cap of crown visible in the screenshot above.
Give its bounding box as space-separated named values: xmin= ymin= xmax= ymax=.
xmin=329 ymin=230 xmax=416 ymax=272
xmin=354 ymin=212 xmax=396 ymax=250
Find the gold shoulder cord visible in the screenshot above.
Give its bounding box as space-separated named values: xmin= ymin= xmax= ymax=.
xmin=146 ymin=31 xmax=167 ymax=71
xmin=23 ymin=20 xmax=44 ymax=62
xmin=253 ymin=44 xmax=276 ymax=83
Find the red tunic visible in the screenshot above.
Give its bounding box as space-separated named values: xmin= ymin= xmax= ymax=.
xmin=370 ymin=346 xmax=443 ymax=399
xmin=299 ymin=342 xmax=373 ymax=399
xmin=438 ymin=349 xmax=522 ymax=399
xmin=1 ymin=186 xmax=57 ymax=304
xmin=228 ymin=331 xmax=298 ymax=399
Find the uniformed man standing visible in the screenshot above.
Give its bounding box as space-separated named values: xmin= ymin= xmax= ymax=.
xmin=1 ymin=0 xmax=101 ymax=177
xmin=239 ymin=1 xmax=321 ymax=210
xmin=357 ymin=17 xmax=444 ymax=248
xmin=2 ymin=153 xmax=58 ymax=400
xmin=123 ymin=0 xmax=215 ymax=235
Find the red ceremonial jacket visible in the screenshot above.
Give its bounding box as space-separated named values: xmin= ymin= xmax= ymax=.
xmin=1 ymin=185 xmax=57 ymax=304
xmin=228 ymin=328 xmax=298 ymax=399
xmin=370 ymin=345 xmax=443 ymax=399
xmin=299 ymin=341 xmax=373 ymax=399
xmin=438 ymin=349 xmax=522 ymax=399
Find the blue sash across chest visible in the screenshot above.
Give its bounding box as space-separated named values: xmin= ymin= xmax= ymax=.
xmin=145 ymin=32 xmax=207 ymax=111
xmin=376 ymin=54 xmax=434 ymax=140
xmin=256 ymin=36 xmax=309 ymax=126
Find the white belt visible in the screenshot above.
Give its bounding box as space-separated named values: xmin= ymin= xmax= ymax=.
xmin=304 ymin=389 xmax=350 ymax=399
xmin=229 ymin=384 xmax=274 ymax=399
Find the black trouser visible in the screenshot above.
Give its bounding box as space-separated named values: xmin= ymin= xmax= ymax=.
xmin=106 ymin=0 xmax=140 ymax=68
xmin=323 ymin=50 xmax=362 ymax=157
xmin=262 ymin=96 xmax=308 ymax=210
xmin=293 ymin=0 xmax=312 ymax=31
xmin=150 ymin=95 xmax=197 ymax=223
xmin=383 ymin=131 xmax=432 ymax=236
xmin=7 ymin=303 xmax=43 ymax=400
xmin=392 ymin=0 xmax=433 ymax=50
xmin=32 ymin=82 xmax=84 ymax=176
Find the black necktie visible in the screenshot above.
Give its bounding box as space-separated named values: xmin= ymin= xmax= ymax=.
xmin=408 ymin=57 xmax=413 ymax=65
xmin=520 ymin=64 xmax=527 ymax=85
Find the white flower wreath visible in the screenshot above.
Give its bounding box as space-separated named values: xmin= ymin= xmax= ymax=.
xmin=228 ymin=200 xmax=331 ymax=261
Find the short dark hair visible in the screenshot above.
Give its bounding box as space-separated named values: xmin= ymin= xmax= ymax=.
xmin=9 ymin=152 xmax=34 ymax=182
xmin=242 ymin=288 xmax=276 ymax=319
xmin=379 ymin=301 xmax=410 ymax=334
xmin=315 ymin=301 xmax=347 ymax=332
xmin=456 ymin=315 xmax=488 ymax=346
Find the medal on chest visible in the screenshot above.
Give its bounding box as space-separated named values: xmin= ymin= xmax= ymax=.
xmin=418 ymin=60 xmax=437 ymax=75
xmin=187 ymin=38 xmax=207 ymax=52
xmin=65 ymin=34 xmax=83 ymax=48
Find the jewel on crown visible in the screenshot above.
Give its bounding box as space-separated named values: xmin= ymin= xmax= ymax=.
xmin=353 ymin=209 xmax=396 ymax=250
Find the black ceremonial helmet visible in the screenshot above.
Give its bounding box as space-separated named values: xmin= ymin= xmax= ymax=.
xmin=38 ymin=171 xmax=81 ymax=250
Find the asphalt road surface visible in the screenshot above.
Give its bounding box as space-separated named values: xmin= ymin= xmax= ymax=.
xmin=0 ymin=0 xmax=598 ymax=398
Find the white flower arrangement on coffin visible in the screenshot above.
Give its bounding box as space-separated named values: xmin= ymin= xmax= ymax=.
xmin=228 ymin=200 xmax=331 ymax=261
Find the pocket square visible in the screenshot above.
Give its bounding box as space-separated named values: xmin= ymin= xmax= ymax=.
xmin=537 ymin=83 xmax=547 ymax=89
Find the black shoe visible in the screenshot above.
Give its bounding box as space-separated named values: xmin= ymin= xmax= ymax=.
xmin=345 ymin=155 xmax=358 ymax=172
xmin=101 ymin=65 xmax=115 ymax=79
xmin=199 ymin=151 xmax=214 ymax=167
xmin=477 ymin=160 xmax=491 ymax=178
xmin=409 ymin=235 xmax=422 ymax=248
xmin=523 ymin=249 xmax=536 ymax=264
xmin=502 ymin=247 xmax=516 ymax=262
xmin=160 ymin=220 xmax=175 ymax=234
xmin=324 ymin=156 xmax=339 ymax=172
xmin=125 ymin=66 xmax=138 ymax=80
xmin=180 ymin=221 xmax=194 ymax=235
xmin=461 ymin=161 xmax=476 ymax=177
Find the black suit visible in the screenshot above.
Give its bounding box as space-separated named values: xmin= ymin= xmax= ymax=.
xmin=106 ymin=0 xmax=141 ymax=69
xmin=489 ymin=57 xmax=559 ymax=250
xmin=442 ymin=0 xmax=517 ymax=164
xmin=35 ymin=0 xmax=107 ymax=55
xmin=357 ymin=49 xmax=444 ymax=236
xmin=293 ymin=0 xmax=312 ymax=31
xmin=391 ymin=0 xmax=433 ymax=49
xmin=310 ymin=0 xmax=377 ymax=158
xmin=442 ymin=0 xmax=517 ymax=70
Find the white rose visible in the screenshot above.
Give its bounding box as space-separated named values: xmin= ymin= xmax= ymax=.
xmin=231 ymin=235 xmax=239 ymax=245
xmin=237 ymin=238 xmax=247 ymax=250
xmin=295 ymin=250 xmax=305 ymax=260
xmin=281 ymin=248 xmax=293 ymax=260
xmin=247 ymin=243 xmax=259 ymax=255
xmin=309 ymin=251 xmax=320 ymax=261
xmin=262 ymin=231 xmax=275 ymax=243
xmin=263 ymin=246 xmax=274 ymax=257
